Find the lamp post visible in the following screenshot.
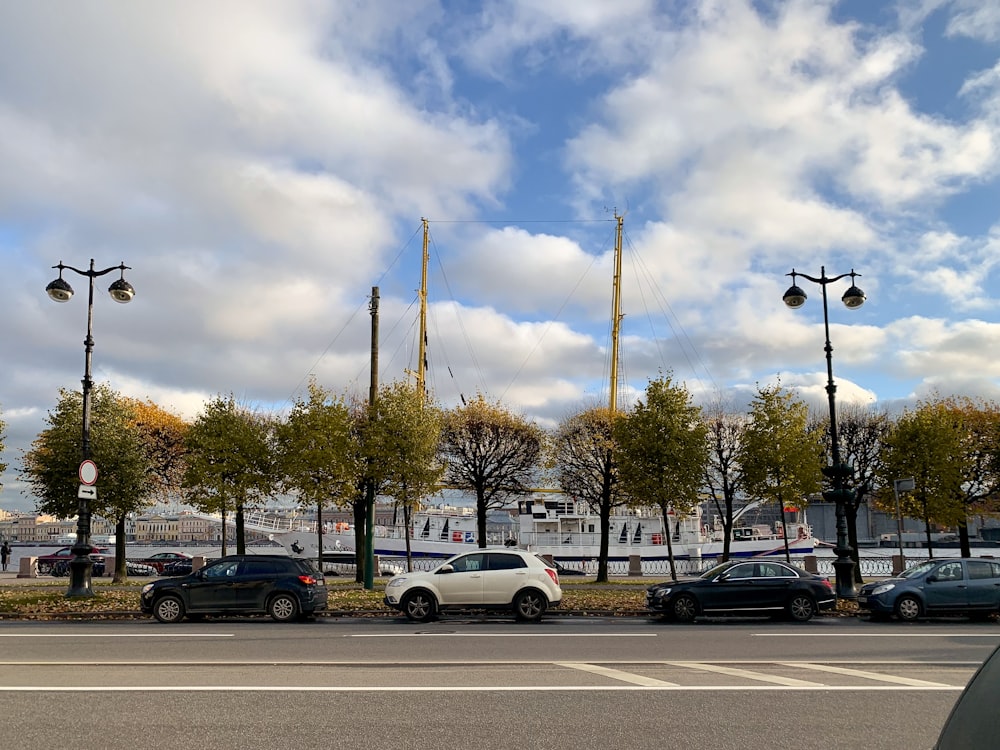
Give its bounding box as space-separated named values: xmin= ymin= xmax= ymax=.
xmin=46 ymin=259 xmax=135 ymax=597
xmin=782 ymin=266 xmax=865 ymax=600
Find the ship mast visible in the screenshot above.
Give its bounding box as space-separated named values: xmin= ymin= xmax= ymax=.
xmin=609 ymin=212 xmax=624 ymax=415
xmin=417 ymin=218 xmax=429 ymax=399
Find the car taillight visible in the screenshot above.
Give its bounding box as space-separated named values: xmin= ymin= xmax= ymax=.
xmin=821 ymin=578 xmax=833 ymax=592
xmin=545 ymin=568 xmax=559 ymax=586
xmin=298 ymin=575 xmax=317 ymax=585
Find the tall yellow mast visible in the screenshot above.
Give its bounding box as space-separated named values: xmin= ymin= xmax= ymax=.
xmin=417 ymin=218 xmax=429 ymax=399
xmin=609 ymin=212 xmax=624 ymax=415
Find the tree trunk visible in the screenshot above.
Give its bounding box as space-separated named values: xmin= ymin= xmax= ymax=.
xmin=113 ymin=514 xmax=127 ymax=584
xmin=958 ymin=519 xmax=971 ymax=559
xmin=353 ymin=496 xmax=366 ymax=583
xmin=845 ymin=502 xmax=863 ymax=584
xmin=662 ymin=507 xmax=677 ymax=581
xmin=477 ymin=487 xmax=488 ymax=549
xmin=315 ymin=502 xmax=324 ymax=573
xmin=236 ymin=503 xmax=246 ymax=555
xmin=597 ymin=498 xmax=611 ymax=583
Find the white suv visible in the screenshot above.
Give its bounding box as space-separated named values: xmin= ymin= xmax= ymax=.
xmin=384 ymin=549 xmax=563 ymax=622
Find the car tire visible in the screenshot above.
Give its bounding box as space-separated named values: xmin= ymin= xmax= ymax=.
xmin=401 ymin=591 xmax=436 ymax=622
xmin=895 ymin=594 xmax=922 ymax=622
xmin=153 ymin=595 xmax=186 ymax=624
xmin=787 ymin=593 xmax=816 ymax=622
xmin=268 ymin=593 xmax=300 ymax=622
xmin=513 ymin=589 xmax=547 ymax=622
xmin=670 ymin=593 xmax=698 ymax=623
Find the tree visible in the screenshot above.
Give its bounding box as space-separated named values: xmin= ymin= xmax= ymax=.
xmin=365 ymin=381 xmax=444 ymax=569
xmin=552 ymin=407 xmax=621 ymax=582
xmin=615 ymin=376 xmax=708 ymax=580
xmin=126 ymin=398 xmax=189 ymax=502
xmin=276 ymin=380 xmax=360 ymax=573
xmin=739 ymin=384 xmax=823 ymax=562
xmin=702 ymin=399 xmax=749 ymax=562
xmin=440 ymin=394 xmax=543 ymax=549
xmin=183 ymin=395 xmax=275 ymax=555
xmin=818 ymin=404 xmax=892 ymax=582
xmin=20 ymin=385 xmax=156 ymax=582
xmin=879 ymin=399 xmax=965 ymax=556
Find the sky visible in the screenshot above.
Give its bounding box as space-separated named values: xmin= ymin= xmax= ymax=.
xmin=2 ymin=0 xmax=1000 ymax=513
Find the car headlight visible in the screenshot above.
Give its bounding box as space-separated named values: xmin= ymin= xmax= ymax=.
xmin=386 ymin=577 xmax=407 ymax=589
xmin=654 ymin=587 xmax=672 ymax=598
xmin=141 ymin=583 xmax=154 ymax=596
xmin=871 ymin=583 xmax=895 ymax=596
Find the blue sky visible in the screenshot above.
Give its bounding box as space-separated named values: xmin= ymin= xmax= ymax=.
xmin=2 ymin=0 xmax=1000 ymax=512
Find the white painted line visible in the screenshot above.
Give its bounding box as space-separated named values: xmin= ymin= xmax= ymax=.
xmin=780 ymin=662 xmax=951 ymax=687
xmin=755 ymin=633 xmax=1000 ymax=637
xmin=664 ymin=661 xmax=824 ymax=687
xmin=556 ymin=662 xmax=679 ymax=686
xmin=0 ymin=685 xmax=963 ymax=692
xmin=351 ymin=633 xmax=657 ymax=638
xmin=0 ymin=633 xmax=233 ymax=638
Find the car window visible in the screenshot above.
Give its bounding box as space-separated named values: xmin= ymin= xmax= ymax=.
xmin=450 ymin=554 xmax=485 ymax=573
xmin=758 ymin=562 xmax=795 ymax=578
xmin=487 ymin=553 xmax=527 ymax=571
xmin=935 ymin=562 xmax=964 ymax=582
xmin=241 ymin=560 xmax=280 ymax=576
xmin=967 ymin=561 xmax=1000 ymax=580
xmin=203 ymin=560 xmax=241 ymax=578
xmin=900 ymin=560 xmax=937 ymax=579
xmin=725 ymin=563 xmax=756 ymax=580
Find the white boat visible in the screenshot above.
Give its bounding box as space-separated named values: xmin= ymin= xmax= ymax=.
xmin=257 ymin=498 xmax=815 ymax=565
xmin=515 ymin=497 xmax=816 ymax=563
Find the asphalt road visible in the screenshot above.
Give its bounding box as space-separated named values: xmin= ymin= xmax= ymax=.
xmin=1 ymin=614 xmax=996 ymax=750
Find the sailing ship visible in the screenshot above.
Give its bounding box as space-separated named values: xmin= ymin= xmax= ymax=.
xmin=267 ymin=215 xmax=818 ymax=566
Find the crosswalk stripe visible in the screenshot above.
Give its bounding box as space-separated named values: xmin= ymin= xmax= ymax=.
xmin=556 ymin=662 xmax=679 ymax=686
xmin=778 ymin=662 xmax=952 ymax=687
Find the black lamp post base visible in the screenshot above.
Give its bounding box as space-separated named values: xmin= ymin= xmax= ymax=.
xmin=832 ymin=554 xmax=857 ymax=601
xmin=66 ymin=556 xmax=95 ymax=598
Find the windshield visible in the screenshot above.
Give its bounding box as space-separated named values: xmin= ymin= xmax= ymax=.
xmin=899 ymin=560 xmax=938 ymax=579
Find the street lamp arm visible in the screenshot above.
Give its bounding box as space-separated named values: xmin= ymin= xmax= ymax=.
xmin=53 ymin=260 xmax=131 ymax=278
xmin=787 ymin=268 xmax=858 ymax=286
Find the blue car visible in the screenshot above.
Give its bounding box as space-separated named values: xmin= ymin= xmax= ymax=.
xmin=857 ymin=558 xmax=1000 ymax=622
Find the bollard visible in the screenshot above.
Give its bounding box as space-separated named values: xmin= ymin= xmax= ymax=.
xmin=17 ymin=556 xmax=37 ymax=579
xmin=628 ymin=554 xmax=642 ymax=577
xmin=191 ymin=556 xmax=205 ymax=572
xmin=892 ymin=554 xmax=905 ymax=576
xmin=803 ymin=555 xmax=818 ymax=574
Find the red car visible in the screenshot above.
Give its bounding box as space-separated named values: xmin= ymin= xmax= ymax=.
xmin=132 ymin=551 xmax=193 ymax=574
xmin=36 ymin=546 xmax=108 ymax=576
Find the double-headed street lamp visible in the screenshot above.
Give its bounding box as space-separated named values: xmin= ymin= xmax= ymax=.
xmin=46 ymin=259 xmax=135 ymax=597
xmin=782 ymin=266 xmax=865 ymax=600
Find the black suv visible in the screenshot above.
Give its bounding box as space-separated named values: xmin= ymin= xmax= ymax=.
xmin=140 ymin=555 xmax=328 ymax=623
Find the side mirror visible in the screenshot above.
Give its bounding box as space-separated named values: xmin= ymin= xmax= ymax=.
xmin=718 ymin=573 xmax=730 ymax=581
xmin=926 ymin=575 xmax=937 ymax=584
xmin=436 ymin=564 xmax=455 ymax=575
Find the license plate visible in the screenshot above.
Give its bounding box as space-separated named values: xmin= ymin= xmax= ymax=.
xmin=857 ymin=596 xmax=867 ymax=604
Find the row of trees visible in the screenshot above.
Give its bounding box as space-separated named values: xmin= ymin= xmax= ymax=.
xmin=16 ymin=376 xmax=1000 ymax=584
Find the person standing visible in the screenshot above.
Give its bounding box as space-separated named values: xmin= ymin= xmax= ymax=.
xmin=1 ymin=540 xmax=10 ymax=572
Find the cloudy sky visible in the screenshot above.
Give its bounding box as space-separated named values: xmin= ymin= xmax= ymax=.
xmin=2 ymin=0 xmax=1000 ymax=512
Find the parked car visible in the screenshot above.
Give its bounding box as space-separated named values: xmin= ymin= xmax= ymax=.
xmin=857 ymin=558 xmax=1000 ymax=622
xmin=140 ymin=554 xmax=327 ymax=623
xmin=646 ymin=559 xmax=836 ymax=622
xmin=934 ymin=641 xmax=1000 ymax=749
xmin=37 ymin=546 xmax=107 ymax=577
xmin=131 ymin=551 xmax=193 ymax=574
xmin=383 ymin=548 xmax=563 ymax=623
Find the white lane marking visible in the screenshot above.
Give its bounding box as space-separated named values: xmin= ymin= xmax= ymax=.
xmin=556 ymin=662 xmax=679 ymax=686
xmin=755 ymin=633 xmax=1000 ymax=637
xmin=351 ymin=633 xmax=657 ymax=638
xmin=0 ymin=685 xmax=962 ymax=692
xmin=0 ymin=633 xmax=233 ymax=638
xmin=780 ymin=662 xmax=951 ymax=687
xmin=664 ymin=661 xmax=823 ymax=687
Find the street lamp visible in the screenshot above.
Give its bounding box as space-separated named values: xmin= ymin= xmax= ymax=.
xmin=782 ymin=266 xmax=865 ymax=600
xmin=46 ymin=259 xmax=135 ymax=597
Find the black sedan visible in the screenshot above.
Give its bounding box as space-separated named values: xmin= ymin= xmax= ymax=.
xmin=646 ymin=559 xmax=836 ymax=622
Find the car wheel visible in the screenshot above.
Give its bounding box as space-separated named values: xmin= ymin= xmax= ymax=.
xmin=153 ymin=595 xmax=185 ymax=624
xmin=268 ymin=593 xmax=300 ymax=622
xmin=670 ymin=594 xmax=698 ymax=623
xmin=401 ymin=591 xmax=436 ymax=622
xmin=37 ymin=562 xmax=51 ymax=576
xmin=895 ymin=594 xmax=922 ymax=622
xmin=513 ymin=590 xmax=547 ymax=622
xmin=787 ymin=594 xmax=816 ymax=622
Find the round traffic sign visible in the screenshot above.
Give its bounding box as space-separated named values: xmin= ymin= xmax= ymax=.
xmin=79 ymin=460 xmax=98 ymax=485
